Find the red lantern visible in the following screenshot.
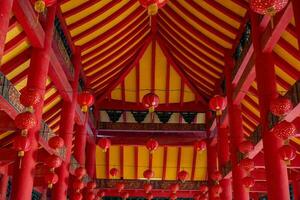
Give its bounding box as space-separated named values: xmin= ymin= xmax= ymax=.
xmin=270 ymin=97 xmax=293 ymax=117
xmin=75 ymin=167 xmax=86 ymax=179
xmin=146 ymin=139 xmax=159 ymax=153
xmin=139 ymin=0 xmax=168 ymax=15
xmin=209 ymin=95 xmax=226 ymax=116
xmin=20 ymin=88 xmax=41 ymax=108
xmin=250 ymin=0 xmax=288 ymax=15
xmin=170 ymin=183 xmax=179 ymax=194
xmin=240 ymin=158 xmax=255 ymax=172
xmin=211 ymin=171 xmax=222 ymax=182
xmin=48 ymin=136 xmax=64 ymax=149
xmin=110 ymin=168 xmax=119 ymax=177
xmin=15 ymin=112 xmax=37 ymax=133
xmin=210 ymin=184 xmax=222 ymax=196
xmin=178 ymin=170 xmax=189 ymax=182
xmin=279 ymin=145 xmax=296 ymax=161
xmin=142 ymin=93 xmax=159 ymax=112
xmin=98 ymin=138 xmax=111 ymax=152
xmin=170 ymin=193 xmax=177 ymax=200
xmin=144 ymin=183 xmax=153 ymax=193
xmin=272 ymin=121 xmax=296 ymax=140
xmin=87 ymin=181 xmax=97 ymax=190
xmin=121 ymin=192 xmax=129 ymax=200
xmin=146 ymin=193 xmax=154 ymax=200
xmin=45 ymin=154 xmax=62 ymax=169
xmin=86 ymin=192 xmax=96 ymax=200
xmin=73 ymin=179 xmax=84 ymax=191
xmin=143 ymin=169 xmax=154 ymax=180
xmin=78 ymin=91 xmax=94 ymax=112
xmin=116 ymin=182 xmax=125 ymax=193
xmin=97 ymin=191 xmax=106 ymax=198
xmin=238 ymin=141 xmax=254 ymax=154
xmin=199 ymin=185 xmax=209 ymax=193
xmin=242 ymin=176 xmax=255 ymax=188
xmin=73 ymin=192 xmax=83 ymax=200
xmin=194 ymin=140 xmax=206 ymax=151
xmin=13 ymin=135 xmax=31 ymax=157
xmin=44 ymin=171 xmax=58 ymax=188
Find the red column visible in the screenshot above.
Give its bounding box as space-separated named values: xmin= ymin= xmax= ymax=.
xmin=74 ymin=124 xmax=87 ymax=165
xmin=0 ymin=167 xmax=8 ymax=200
xmin=250 ymin=12 xmax=290 ymax=200
xmin=86 ymin=138 xmax=96 ymax=178
xmin=217 ymin=127 xmax=232 ymax=200
xmin=0 ymin=0 xmax=13 ymax=62
xmin=225 ymin=56 xmax=249 ymax=200
xmin=11 ymin=6 xmax=56 ymax=200
xmin=52 ymin=47 xmax=81 ymax=199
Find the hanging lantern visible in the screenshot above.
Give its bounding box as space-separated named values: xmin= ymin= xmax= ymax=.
xmin=78 ymin=90 xmax=94 ymax=113
xmin=97 ymin=191 xmax=106 ymax=199
xmin=279 ymin=145 xmax=296 ymax=161
xmin=242 ymin=176 xmax=255 ymax=188
xmin=143 ymin=169 xmax=154 ymax=180
xmin=210 ymin=184 xmax=222 ymax=196
xmin=170 ymin=183 xmax=180 ymax=194
xmin=45 ymin=154 xmax=62 ymax=169
xmin=199 ymin=185 xmax=209 ymax=193
xmin=110 ymin=168 xmax=119 ymax=177
xmin=44 ymin=171 xmax=58 ymax=188
xmin=146 ymin=193 xmax=154 ymax=200
xmin=238 ymin=141 xmax=254 ymax=154
xmin=250 ymin=0 xmax=288 ymax=15
xmin=178 ymin=170 xmax=189 ymax=182
xmin=73 ymin=179 xmax=84 ymax=191
xmin=97 ymin=138 xmax=111 ymax=152
xmin=20 ymin=88 xmax=41 ymax=109
xmin=194 ymin=140 xmax=206 ymax=152
xmin=209 ymin=95 xmax=227 ymax=116
xmin=15 ymin=112 xmax=37 ymax=134
xmin=139 ymin=0 xmax=168 ymax=15
xmin=239 ymin=158 xmax=255 ymax=172
xmin=146 ymin=138 xmax=159 ymax=153
xmin=86 ymin=192 xmax=96 ymax=200
xmin=270 ymin=96 xmax=293 ymax=117
xmin=170 ymin=193 xmax=177 ymax=200
xmin=121 ymin=192 xmax=129 ymax=200
xmin=211 ymin=171 xmax=222 ymax=182
xmin=144 ymin=183 xmax=153 ymax=194
xmin=73 ymin=192 xmax=83 ymax=200
xmin=142 ymin=93 xmax=159 ymax=112
xmin=272 ymin=121 xmax=296 ymax=140
xmin=13 ymin=135 xmax=31 ymax=157
xmin=75 ymin=167 xmax=86 ymax=179
xmin=48 ymin=136 xmax=64 ymax=150
xmin=87 ymin=181 xmax=97 ymax=190
xmin=34 ymin=0 xmax=57 ymax=13
xmin=116 ymin=182 xmax=125 ymax=193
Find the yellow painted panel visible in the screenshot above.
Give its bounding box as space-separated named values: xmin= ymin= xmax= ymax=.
xmin=1 ymin=40 xmax=30 ymax=65
xmin=5 ymin=24 xmax=23 ymax=43
xmin=183 ymin=84 xmax=195 ymax=102
xmin=60 ymin=0 xmax=89 ymax=13
xmin=167 ymin=3 xmax=231 ymax=49
xmin=138 ymin=146 xmax=149 ymax=179
xmin=43 ymin=97 xmax=61 ymax=114
xmin=96 ymin=146 xmax=106 ymax=179
xmin=15 ymin=78 xmax=27 ymax=91
xmin=109 ymin=146 xmax=121 ymax=179
xmin=48 ymin=116 xmax=60 ymax=127
xmin=275 ymin=65 xmax=296 ymax=86
xmin=194 ymin=150 xmax=207 ymax=180
xmin=74 ymin=2 xmax=140 ymax=46
xmin=274 ymin=45 xmax=300 ymax=71
xmin=155 ymin=42 xmax=167 ymax=104
xmin=242 ymin=113 xmax=258 ymax=127
xmin=246 ymin=92 xmax=259 ymax=105
xmin=123 ymin=146 xmax=135 ymax=179
xmin=125 ymin=66 xmax=136 ymax=102
xmin=241 ymin=100 xmax=260 ymax=118
xmin=180 ymin=147 xmax=193 ymax=181
xmin=243 ymin=121 xmax=255 ymax=132
xmin=165 ymin=147 xmax=178 ymax=180
xmin=111 ymin=84 xmax=122 ymax=100
xmin=6 ymin=60 xmax=30 ymax=80
xmin=45 ymin=109 xmax=61 ymax=122
xmin=152 ymin=147 xmax=164 ymax=179
xmin=215 ymin=0 xmax=247 ymax=16
xmin=281 ymin=31 xmax=299 ymax=50
xmin=44 ymin=88 xmax=57 ymax=101
xmin=276 ymin=83 xmax=288 ymax=95
xmin=169 ymin=66 xmax=181 ymax=103
xmin=0 ymin=131 xmax=14 ymax=140
xmin=139 ymin=43 xmax=152 ymax=102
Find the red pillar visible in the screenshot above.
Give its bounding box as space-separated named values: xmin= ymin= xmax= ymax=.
xmin=217 ymin=127 xmax=232 ymax=200
xmin=52 ymin=47 xmax=81 ymax=199
xmin=74 ymin=124 xmax=87 ymax=165
xmin=86 ymin=138 xmax=96 ymax=178
xmin=250 ymin=12 xmax=290 ymax=200
xmin=11 ymin=6 xmax=56 ymax=200
xmin=0 ymin=167 xmax=8 ymax=200
xmin=225 ymin=56 xmax=249 ymax=200
xmin=0 ymin=0 xmax=13 ymax=62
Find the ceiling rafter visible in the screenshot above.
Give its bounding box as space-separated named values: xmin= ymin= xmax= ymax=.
xmin=63 ymin=0 xmax=106 ymax=18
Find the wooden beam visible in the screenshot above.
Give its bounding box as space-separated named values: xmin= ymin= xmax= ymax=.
xmin=162 ymin=146 xmax=168 ymax=180
xmin=134 ymin=146 xmax=138 ymax=179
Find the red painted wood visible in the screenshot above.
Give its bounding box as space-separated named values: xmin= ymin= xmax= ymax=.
xmin=292 ymin=0 xmax=300 ymax=50
xmin=191 ymin=148 xmax=197 ymax=181
xmin=134 ymin=146 xmax=138 ymax=179
xmin=3 ymin=32 xmax=26 ymax=55
xmin=120 ymin=145 xmax=124 ymax=178
xmin=106 ymin=148 xmax=110 ymax=179
xmin=176 ymin=147 xmax=181 ymax=175
xmin=63 ymin=0 xmax=103 ymax=18
xmin=162 ymin=146 xmax=167 ymax=180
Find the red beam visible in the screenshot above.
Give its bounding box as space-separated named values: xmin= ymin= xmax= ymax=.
xmin=177 ymin=147 xmax=181 ymax=175
xmin=134 ymin=146 xmax=138 ymax=179
xmin=120 ymin=145 xmax=124 ymax=178
xmin=106 ymin=148 xmax=110 ymax=179
xmin=191 ymin=148 xmax=197 ymax=181
xmin=162 ymin=146 xmax=167 ymax=180
xmin=63 ymin=0 xmax=105 ymax=18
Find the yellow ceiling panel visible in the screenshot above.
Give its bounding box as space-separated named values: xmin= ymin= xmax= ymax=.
xmin=138 ymin=146 xmax=149 ymax=179
xmin=139 ymin=43 xmax=152 ymax=102
xmin=1 ymin=40 xmax=30 ymax=65
xmin=109 ymin=145 xmax=121 ymax=179
xmin=43 ymin=96 xmax=61 ymax=114
xmin=6 ymin=59 xmax=30 ymax=81
xmin=165 ymin=147 xmax=178 ymax=180
xmin=242 ymin=113 xmax=258 ymax=127
xmin=5 ymin=24 xmax=24 ymax=43
xmin=281 ymin=30 xmax=299 ymax=50
xmin=96 ymin=146 xmax=107 ymax=179
xmin=194 ymin=150 xmax=207 ymax=180
xmin=215 ymin=0 xmax=247 ymax=16
xmin=274 ymin=45 xmax=300 ymax=71
xmin=183 ymin=84 xmax=195 ymax=102
xmin=241 ymin=100 xmax=260 ymax=118
xmin=0 ymin=131 xmax=14 ymax=140
xmin=111 ymin=84 xmax=122 ymax=101
xmin=154 ymin=41 xmax=167 ymax=104
xmin=15 ymin=78 xmax=27 ymax=91
xmin=243 ymin=121 xmax=255 ymax=132
xmin=275 ymin=65 xmax=296 ymax=86
xmin=168 ymin=66 xmax=181 ymax=103
xmin=152 ymin=147 xmax=164 ymax=180
xmin=60 ymin=0 xmax=89 ymax=13
xmin=123 ymin=146 xmax=135 ymax=179
xmin=180 ymin=147 xmax=194 ymax=180
xmin=125 ymin=66 xmax=137 ymax=102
